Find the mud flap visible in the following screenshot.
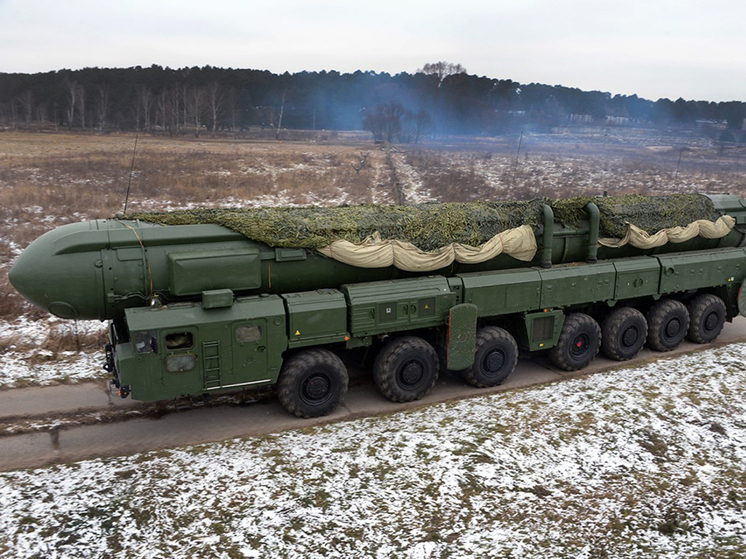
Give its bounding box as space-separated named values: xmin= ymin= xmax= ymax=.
xmin=447 ymin=303 xmax=478 ymax=371
xmin=738 ymin=279 xmax=746 ymax=316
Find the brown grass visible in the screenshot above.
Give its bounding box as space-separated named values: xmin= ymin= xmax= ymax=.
xmin=2 ymin=129 xmax=746 ymax=351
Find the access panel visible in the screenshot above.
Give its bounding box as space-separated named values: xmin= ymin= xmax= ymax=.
xmin=342 ymin=276 xmax=454 ymax=336
xmin=459 ymin=269 xmax=542 ymax=317
xmin=539 ymin=263 xmax=616 ymax=308
xmin=657 ymin=248 xmax=746 ymax=294
xmin=613 ymin=257 xmax=660 ymax=300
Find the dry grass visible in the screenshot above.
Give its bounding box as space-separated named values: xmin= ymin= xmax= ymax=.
xmin=1 ymin=128 xmax=746 ymax=351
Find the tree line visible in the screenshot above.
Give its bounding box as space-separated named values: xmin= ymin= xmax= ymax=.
xmin=0 ymin=63 xmax=744 ymax=141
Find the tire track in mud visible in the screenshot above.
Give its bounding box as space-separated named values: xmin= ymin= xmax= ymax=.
xmin=2 ymin=320 xmax=746 ymax=471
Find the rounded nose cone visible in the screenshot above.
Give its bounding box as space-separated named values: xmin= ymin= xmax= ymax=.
xmin=9 ymin=222 xmax=104 ymax=320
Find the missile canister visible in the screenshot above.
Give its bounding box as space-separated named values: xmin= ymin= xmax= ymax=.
xmin=10 ymin=194 xmax=746 ymax=322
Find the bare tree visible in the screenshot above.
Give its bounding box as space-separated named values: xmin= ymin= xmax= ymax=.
xmin=169 ymin=86 xmax=181 ymax=134
xmin=139 ymin=86 xmax=154 ymax=132
xmin=225 ymin=87 xmax=239 ymax=131
xmin=275 ymin=88 xmax=289 ymax=140
xmin=412 ymin=109 xmax=432 ymax=143
xmin=418 ymin=61 xmax=466 ymax=87
xmin=181 ymin=84 xmax=190 ymax=130
xmin=157 ymin=89 xmax=168 ymax=133
xmin=96 ymin=84 xmax=110 ymax=131
xmin=8 ymin=99 xmax=19 ymax=129
xmin=207 ymin=81 xmax=224 ymax=137
xmin=19 ymin=91 xmax=33 ymax=128
xmin=190 ymin=87 xmax=205 ymax=136
xmin=65 ymin=79 xmax=77 ymax=129
xmin=36 ymin=102 xmax=48 ymax=128
xmin=76 ymin=85 xmax=86 ymax=130
xmin=362 ymin=102 xmax=406 ymax=143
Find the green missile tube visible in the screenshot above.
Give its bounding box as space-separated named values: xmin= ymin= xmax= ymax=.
xmin=10 ymin=194 xmax=746 ymax=322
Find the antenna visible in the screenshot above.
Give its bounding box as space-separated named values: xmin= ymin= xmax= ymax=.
xmin=122 ymin=134 xmax=139 ymax=216
xmin=509 ymin=130 xmax=523 ymax=187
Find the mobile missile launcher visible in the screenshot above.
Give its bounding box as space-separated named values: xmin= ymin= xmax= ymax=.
xmin=10 ymin=194 xmax=746 ymax=418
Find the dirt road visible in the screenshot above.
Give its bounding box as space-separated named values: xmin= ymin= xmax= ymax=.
xmin=2 ymin=317 xmax=746 ymax=472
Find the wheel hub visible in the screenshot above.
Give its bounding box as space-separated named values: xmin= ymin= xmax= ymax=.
xmin=622 ymin=326 xmax=639 ymax=348
xmin=484 ymin=349 xmax=505 ymax=373
xmin=303 ymin=374 xmax=330 ymax=401
xmin=704 ymin=311 xmax=719 ymax=331
xmin=665 ymin=318 xmax=681 ymax=339
xmin=571 ymin=334 xmax=590 ymax=357
xmin=400 ymin=360 xmax=424 ymax=386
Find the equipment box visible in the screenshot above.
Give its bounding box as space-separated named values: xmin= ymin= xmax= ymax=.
xmin=342 ymin=276 xmax=454 ymax=336
xmin=282 ymin=289 xmax=349 ymax=348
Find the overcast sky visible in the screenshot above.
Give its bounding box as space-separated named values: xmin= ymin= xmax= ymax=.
xmin=0 ymin=0 xmax=743 ymax=102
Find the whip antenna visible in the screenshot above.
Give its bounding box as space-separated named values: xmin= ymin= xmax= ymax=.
xmin=122 ymin=134 xmax=139 ymax=216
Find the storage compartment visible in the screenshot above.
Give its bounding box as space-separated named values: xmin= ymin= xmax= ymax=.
xmin=282 ymin=289 xmax=349 ymax=348
xmin=168 ymin=248 xmax=261 ymax=296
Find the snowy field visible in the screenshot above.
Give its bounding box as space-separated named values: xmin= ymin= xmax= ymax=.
xmin=1 ymin=344 xmax=746 ymax=558
xmin=0 ymin=318 xmax=106 ymax=389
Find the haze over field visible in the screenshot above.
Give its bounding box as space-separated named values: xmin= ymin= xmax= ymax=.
xmin=0 ymin=0 xmax=744 ymax=102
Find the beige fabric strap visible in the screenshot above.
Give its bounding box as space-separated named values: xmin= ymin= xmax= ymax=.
xmin=318 ymin=225 xmax=537 ymax=272
xmin=598 ymin=216 xmax=736 ymax=249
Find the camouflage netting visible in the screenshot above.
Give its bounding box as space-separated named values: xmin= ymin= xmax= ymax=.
xmin=550 ymin=194 xmax=720 ymax=239
xmin=123 ymin=194 xmax=722 ymax=250
xmin=125 ymin=200 xmax=547 ymax=251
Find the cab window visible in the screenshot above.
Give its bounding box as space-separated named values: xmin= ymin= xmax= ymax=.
xmin=165 ymin=332 xmax=194 ymax=351
xmin=236 ymin=325 xmax=262 ymax=343
xmin=135 ymin=331 xmax=158 ymax=354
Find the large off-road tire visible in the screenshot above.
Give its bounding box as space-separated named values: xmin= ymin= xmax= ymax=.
xmin=646 ymin=299 xmax=690 ymax=352
xmin=549 ymin=313 xmax=601 ymax=371
xmin=277 ymin=349 xmax=348 ymax=418
xmin=687 ymin=294 xmax=726 ymax=344
xmin=373 ymin=336 xmax=439 ymax=402
xmin=462 ymin=326 xmax=518 ymax=388
xmin=601 ymin=307 xmax=648 ymax=361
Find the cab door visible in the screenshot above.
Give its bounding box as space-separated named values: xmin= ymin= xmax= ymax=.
xmin=228 ymin=318 xmax=270 ymax=387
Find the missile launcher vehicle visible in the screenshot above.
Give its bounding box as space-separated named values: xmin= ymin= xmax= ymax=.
xmin=10 ymin=194 xmax=746 ymax=417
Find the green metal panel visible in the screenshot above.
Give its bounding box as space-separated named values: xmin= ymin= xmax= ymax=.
xmin=342 ymin=276 xmax=454 ymax=336
xmin=613 ymin=258 xmax=661 ymax=300
xmin=657 ymin=248 xmax=746 ymax=294
xmin=514 ymin=310 xmax=564 ymax=351
xmin=447 ymin=303 xmax=478 ymax=371
xmin=168 ymin=248 xmax=261 ymax=296
xmin=459 ymin=269 xmax=542 ymax=317
xmin=202 ymin=289 xmax=234 ymax=309
xmin=275 ymin=248 xmax=307 ymax=262
xmin=539 ymin=263 xmax=616 ymax=308
xmin=282 ymin=289 xmax=349 ymax=348
xmin=119 ymin=295 xmax=287 ymax=401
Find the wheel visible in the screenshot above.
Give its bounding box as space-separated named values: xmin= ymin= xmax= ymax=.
xmin=687 ymin=294 xmax=726 ymax=344
xmin=373 ymin=336 xmax=439 ymax=402
xmin=646 ymin=299 xmax=689 ymax=352
xmin=549 ymin=313 xmax=601 ymax=371
xmin=277 ymin=348 xmax=348 ymax=418
xmin=462 ymin=326 xmax=518 ymax=387
xmin=601 ymin=307 xmax=648 ymax=361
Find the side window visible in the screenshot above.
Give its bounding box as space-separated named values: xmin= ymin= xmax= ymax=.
xmin=165 ymin=332 xmax=194 ymax=351
xmin=135 ymin=330 xmax=158 ymax=354
xmin=236 ymin=325 xmax=262 ymax=343
xmin=166 ymin=354 xmax=196 ymax=373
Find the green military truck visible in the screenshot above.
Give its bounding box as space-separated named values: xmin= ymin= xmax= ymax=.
xmin=10 ymin=194 xmax=746 ymax=417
